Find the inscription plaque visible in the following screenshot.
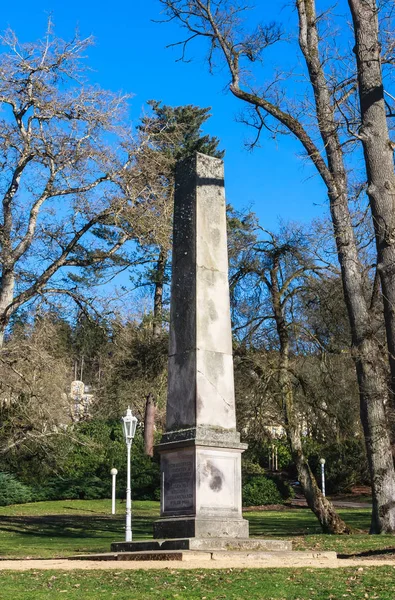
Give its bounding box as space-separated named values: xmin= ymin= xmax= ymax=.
xmin=162 ymin=451 xmax=195 ymax=515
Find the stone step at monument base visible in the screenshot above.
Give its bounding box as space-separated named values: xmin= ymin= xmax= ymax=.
xmin=70 ymin=550 xmax=338 ymax=567
xmin=111 ymin=538 xmax=291 ymax=552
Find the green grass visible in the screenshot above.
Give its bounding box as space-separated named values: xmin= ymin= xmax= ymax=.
xmin=0 ymin=500 xmax=394 ymax=559
xmin=0 ymin=500 xmax=158 ymax=558
xmin=247 ymin=507 xmax=395 ymax=554
xmin=0 ymin=568 xmax=394 ymax=599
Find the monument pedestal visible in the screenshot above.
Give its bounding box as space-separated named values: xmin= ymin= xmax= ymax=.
xmin=153 ymin=428 xmax=248 ymax=539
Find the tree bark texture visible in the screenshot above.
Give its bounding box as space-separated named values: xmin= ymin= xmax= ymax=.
xmin=294 ymin=0 xmax=395 ymax=533
xmin=0 ymin=270 xmax=15 ymax=347
xmin=348 ymin=0 xmax=395 ymax=404
xmin=144 ymin=392 xmax=156 ymax=457
xmin=153 ymin=250 xmax=167 ymax=338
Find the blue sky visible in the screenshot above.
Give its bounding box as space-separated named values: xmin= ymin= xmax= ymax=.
xmin=1 ymin=0 xmax=330 ymax=232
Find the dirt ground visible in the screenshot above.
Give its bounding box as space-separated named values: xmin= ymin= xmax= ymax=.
xmin=1 ymin=556 xmax=395 ymax=571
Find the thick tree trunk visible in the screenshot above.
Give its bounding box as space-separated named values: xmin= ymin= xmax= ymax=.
xmin=0 ymin=270 xmax=15 ymax=348
xmin=348 ymin=0 xmax=395 ymax=403
xmin=152 ymin=250 xmax=167 ymax=338
xmin=296 ymin=0 xmax=395 ymax=533
xmin=329 ymin=188 xmax=395 ymax=532
xmin=356 ymin=338 xmax=395 ymax=532
xmin=144 ymin=392 xmax=156 ymax=457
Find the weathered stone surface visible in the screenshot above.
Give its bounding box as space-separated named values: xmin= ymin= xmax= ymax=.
xmin=159 ymin=426 xmax=244 ymax=448
xmin=75 ymin=549 xmax=338 ymax=567
xmin=166 ymin=153 xmax=235 ymax=432
xmin=161 ymin=448 xmax=195 ymax=515
xmin=153 ymin=516 xmax=249 ymax=540
xmin=154 ymin=444 xmax=248 ymax=539
xmin=110 ymin=542 xmax=161 ymax=552
xmin=111 ymin=538 xmax=292 ymax=553
xmin=150 ymin=153 xmax=254 ymax=542
xmin=160 ymin=538 xmax=292 ymax=551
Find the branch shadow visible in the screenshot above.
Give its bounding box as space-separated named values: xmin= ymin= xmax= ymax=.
xmin=0 ymin=514 xmax=156 ymax=542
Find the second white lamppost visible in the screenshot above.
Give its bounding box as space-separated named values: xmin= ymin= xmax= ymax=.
xmin=319 ymin=458 xmax=326 ymax=497
xmin=110 ymin=468 xmax=118 ymax=515
xmin=122 ymin=407 xmax=138 ymax=542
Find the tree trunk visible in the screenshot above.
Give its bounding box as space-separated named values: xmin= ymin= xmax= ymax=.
xmin=144 ymin=392 xmax=156 ymax=457
xmin=0 ymin=270 xmax=15 ymax=348
xmin=356 ymin=337 xmax=395 ymax=532
xmin=271 ymin=258 xmax=350 ymax=534
xmin=348 ymin=0 xmax=395 ymax=404
xmin=287 ymin=409 xmax=351 ymax=534
xmin=296 ymin=0 xmax=395 ymax=533
xmin=153 ymin=250 xmax=167 ymax=338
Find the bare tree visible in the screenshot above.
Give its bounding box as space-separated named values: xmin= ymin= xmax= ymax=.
xmin=0 ymin=313 xmax=72 ymax=456
xmin=232 ymin=225 xmax=349 ymax=533
xmin=0 ymin=28 xmax=144 ymax=346
xmin=159 ymin=0 xmax=395 ymax=532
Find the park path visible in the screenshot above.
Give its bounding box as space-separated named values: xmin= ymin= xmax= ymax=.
xmin=290 ymin=499 xmax=372 ymax=509
xmin=1 ymin=557 xmax=395 ymax=570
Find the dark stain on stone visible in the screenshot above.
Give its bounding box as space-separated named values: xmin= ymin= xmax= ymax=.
xmin=206 ymin=352 xmax=224 ymax=379
xmin=211 ymin=228 xmax=221 ymax=246
xmin=208 ymin=299 xmax=218 ymax=321
xmin=196 ymin=392 xmax=204 ymax=417
xmin=206 ymin=461 xmax=223 ymax=492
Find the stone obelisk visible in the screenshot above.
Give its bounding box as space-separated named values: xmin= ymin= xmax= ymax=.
xmin=153 ymin=153 xmax=248 ymax=540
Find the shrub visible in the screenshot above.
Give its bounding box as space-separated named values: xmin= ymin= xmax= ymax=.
xmin=242 ymin=475 xmax=283 ymax=506
xmin=242 ymin=458 xmax=266 ymax=477
xmin=31 ymin=476 xmax=108 ymax=501
xmin=270 ymin=476 xmax=294 ymax=501
xmin=0 ymin=472 xmax=33 ymax=506
xmin=28 ymin=420 xmax=160 ymax=502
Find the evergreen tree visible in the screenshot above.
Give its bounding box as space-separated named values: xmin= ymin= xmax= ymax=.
xmin=135 ymin=101 xmax=224 ymax=336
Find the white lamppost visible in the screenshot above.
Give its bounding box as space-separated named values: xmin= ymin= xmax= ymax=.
xmin=122 ymin=407 xmax=138 ymax=542
xmin=319 ymin=458 xmax=326 ymax=497
xmin=110 ymin=468 xmax=118 ymax=515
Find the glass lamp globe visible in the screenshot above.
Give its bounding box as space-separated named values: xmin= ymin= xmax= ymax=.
xmin=122 ymin=407 xmax=138 ymax=442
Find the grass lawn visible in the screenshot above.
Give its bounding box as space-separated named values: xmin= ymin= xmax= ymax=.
xmin=1 ymin=501 xmax=395 ymax=599
xmin=0 ymin=567 xmax=395 ymax=599
xmin=0 ymin=500 xmax=395 ymax=558
xmin=0 ymin=499 xmax=156 ymax=558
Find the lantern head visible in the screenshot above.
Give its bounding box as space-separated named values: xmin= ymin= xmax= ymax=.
xmin=122 ymin=407 xmax=138 ymax=442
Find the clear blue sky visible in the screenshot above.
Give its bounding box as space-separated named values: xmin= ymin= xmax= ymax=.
xmin=2 ymin=0 xmax=329 ymax=231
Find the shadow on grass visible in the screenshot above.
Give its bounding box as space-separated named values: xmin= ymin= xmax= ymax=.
xmin=246 ymin=508 xmax=371 ymax=537
xmin=338 ymin=547 xmax=395 ymax=559
xmin=247 ymin=511 xmax=323 ymax=537
xmin=63 ymin=507 xmax=105 ymax=514
xmin=0 ymin=513 xmax=156 ymax=541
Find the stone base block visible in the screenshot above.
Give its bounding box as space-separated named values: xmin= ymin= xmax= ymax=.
xmin=153 ymin=516 xmax=249 ymax=540
xmin=72 ymin=550 xmax=211 ymax=562
xmin=73 ymin=549 xmax=338 ymax=567
xmin=111 ymin=537 xmax=291 ymax=553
